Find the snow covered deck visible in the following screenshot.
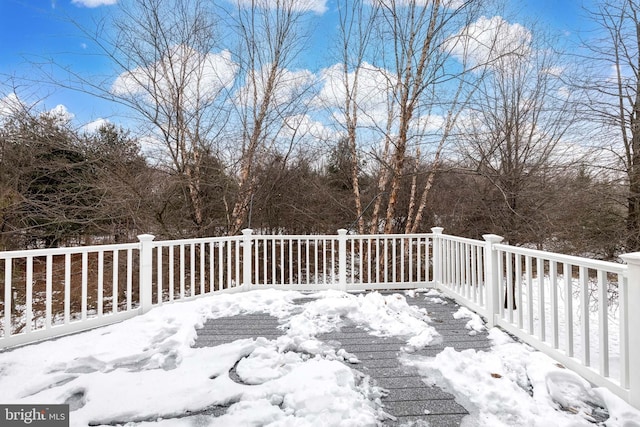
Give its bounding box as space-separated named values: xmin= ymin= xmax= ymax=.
xmin=195 ymin=291 xmax=491 ymax=426
xmin=3 ymin=229 xmax=640 ymax=424
xmin=1 ymin=288 xmax=638 ymax=425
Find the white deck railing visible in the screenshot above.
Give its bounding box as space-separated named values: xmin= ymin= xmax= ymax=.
xmin=0 ymin=228 xmax=638 ymax=410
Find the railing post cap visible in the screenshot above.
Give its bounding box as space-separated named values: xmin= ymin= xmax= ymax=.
xmin=620 ymin=252 xmax=640 ymax=265
xmin=137 ymin=234 xmax=155 ymax=242
xmin=482 ymin=234 xmax=504 ymax=243
xmin=431 ymin=227 xmax=444 ymax=234
xmin=337 ymin=229 xmax=348 ymax=235
xmin=241 ymin=228 xmax=253 ymax=236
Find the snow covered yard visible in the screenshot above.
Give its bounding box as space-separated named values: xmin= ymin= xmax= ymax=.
xmin=0 ymin=289 xmax=639 ymax=426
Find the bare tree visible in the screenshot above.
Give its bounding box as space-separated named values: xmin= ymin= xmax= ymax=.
xmin=363 ymin=0 xmax=486 ymax=234
xmin=111 ymin=0 xmax=234 ymax=235
xmin=331 ymin=0 xmax=380 ymax=234
xmin=577 ymin=0 xmax=640 ymax=251
xmin=457 ymin=23 xmax=577 ymax=246
xmin=41 ymin=0 xmax=233 ymax=236
xmin=227 ymin=0 xmax=313 ymax=234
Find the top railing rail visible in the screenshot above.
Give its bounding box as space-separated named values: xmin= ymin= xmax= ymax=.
xmin=494 ymin=243 xmax=627 ymax=274
xmin=0 ymin=242 xmax=140 ymax=259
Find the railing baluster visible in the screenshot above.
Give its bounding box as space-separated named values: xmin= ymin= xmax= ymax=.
xmin=190 ymin=243 xmax=196 ymax=297
xmin=280 ymin=237 xmax=285 ymax=285
xmin=3 ymin=259 xmax=10 ymax=335
xmin=349 ymin=238 xmax=356 ymax=283
xmin=407 ymin=237 xmax=413 ymax=283
xmin=550 ymin=261 xmax=558 ymax=349
xmin=113 ymin=250 xmax=119 ymax=313
xmin=200 ymin=242 xmax=205 ymax=295
xmin=382 ymin=237 xmax=389 ymax=283
xmin=564 ymin=262 xmax=574 ymax=357
xmin=271 ymin=237 xmax=276 ymax=284
xmin=442 ymin=238 xmax=448 ymax=286
xmin=516 ymin=253 xmax=523 ymax=329
xmin=506 ymin=251 xmax=513 ymax=323
xmin=497 ymin=250 xmax=504 ymax=319
xmin=598 ymin=270 xmax=609 ymax=377
xmin=252 ymin=238 xmax=258 ymax=285
xmin=336 ymin=239 xmax=340 ymax=283
xmin=260 ymin=237 xmax=265 ymax=285
xmin=538 ymin=257 xmax=545 ymax=342
xmin=468 ymin=242 xmax=474 ymax=298
xmin=98 ymin=251 xmax=104 ymax=317
xmin=460 ymin=243 xmax=465 ymax=295
xmin=218 ymin=242 xmax=224 ymax=290
xmin=580 ymin=266 xmax=590 ymax=366
xmin=401 ymin=236 xmax=405 ymax=283
xmin=126 ymin=248 xmax=132 ymax=310
xmin=157 ymin=247 xmax=163 ymax=304
xmin=455 ymin=241 xmax=461 ymax=293
xmin=24 ymin=256 xmax=33 ymax=332
xmin=209 ymin=242 xmax=218 ymax=293
xmin=378 ymin=238 xmax=383 ymax=284
xmin=256 ymin=237 xmax=269 ymax=285
xmin=46 ymin=254 xmax=52 ymax=329
xmin=448 ymin=240 xmax=454 ymax=286
xmin=367 ymin=239 xmax=373 ymax=283
xmin=526 ymin=256 xmax=533 ymax=335
xmin=168 ymin=246 xmax=175 ymax=300
xmin=465 ymin=243 xmax=472 ymax=298
xmin=180 ymin=245 xmax=186 ymax=298
xmin=477 ymin=246 xmax=484 ymax=306
xmin=416 ymin=238 xmax=424 ymax=284
xmin=297 ymin=239 xmax=302 ymax=285
xmin=304 ymin=237 xmax=311 ymax=285
xmin=235 ymin=240 xmax=240 ymax=288
xmin=391 ymin=238 xmax=396 ymax=283
xmin=64 ymin=253 xmax=70 ymax=324
xmin=288 ymin=238 xmax=293 ymax=285
xmin=81 ymin=252 xmax=88 ymax=321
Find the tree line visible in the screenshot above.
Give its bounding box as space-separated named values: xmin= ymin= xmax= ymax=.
xmin=0 ymin=105 xmax=625 ymax=259
xmin=0 ymin=0 xmax=638 ymax=260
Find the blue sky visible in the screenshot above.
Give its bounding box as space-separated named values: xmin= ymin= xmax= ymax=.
xmin=0 ymin=0 xmax=593 ymax=128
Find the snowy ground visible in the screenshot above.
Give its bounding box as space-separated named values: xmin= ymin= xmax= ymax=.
xmin=0 ymin=289 xmax=639 ymax=426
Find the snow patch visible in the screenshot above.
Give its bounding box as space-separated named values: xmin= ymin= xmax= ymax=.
xmin=453 ymin=306 xmax=486 ymax=333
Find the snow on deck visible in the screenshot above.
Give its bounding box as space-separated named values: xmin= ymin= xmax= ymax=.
xmin=1 ymin=289 xmax=639 ymax=426
xmin=194 ymin=292 xmax=491 ymax=426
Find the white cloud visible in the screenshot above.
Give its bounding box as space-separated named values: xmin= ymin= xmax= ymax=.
xmin=112 ymin=47 xmax=238 ymax=112
xmin=415 ymin=114 xmax=446 ymax=133
xmin=314 ymin=62 xmax=395 ymax=128
xmin=82 ymin=118 xmax=110 ymax=133
xmin=236 ymin=66 xmax=315 ymax=110
xmin=445 ymin=16 xmax=532 ymax=69
xmin=0 ymin=93 xmax=25 ymax=119
xmin=233 ymin=0 xmax=328 ymax=15
xmin=283 ymin=114 xmax=339 ymax=141
xmin=542 ymin=66 xmax=565 ymax=77
xmin=41 ymin=104 xmax=75 ymax=126
xmin=71 ymin=0 xmax=117 ymax=7
xmin=0 ymin=95 xmax=75 ymax=127
xmin=368 ymin=0 xmax=463 ymax=8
